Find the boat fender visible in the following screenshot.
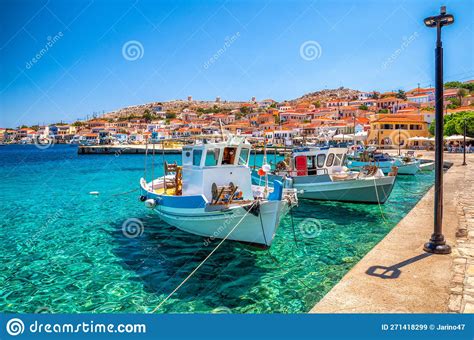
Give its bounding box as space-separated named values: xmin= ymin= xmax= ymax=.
xmin=139 ymin=195 xmax=147 ymax=202
xmin=262 ymin=163 xmax=271 ymax=173
xmin=144 ymin=199 xmax=156 ymax=209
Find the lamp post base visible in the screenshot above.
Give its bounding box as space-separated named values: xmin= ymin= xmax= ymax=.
xmin=423 ymin=240 xmax=451 ymax=254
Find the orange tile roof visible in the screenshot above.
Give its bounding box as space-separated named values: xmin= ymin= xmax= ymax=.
xmin=374 ymin=114 xmax=425 ymax=123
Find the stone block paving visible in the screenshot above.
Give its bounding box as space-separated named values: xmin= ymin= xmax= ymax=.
xmin=449 ymin=165 xmax=474 ymax=313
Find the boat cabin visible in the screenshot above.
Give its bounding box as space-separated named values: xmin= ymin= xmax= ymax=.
xmin=292 ymin=147 xmax=348 ymax=176
xmin=181 ymin=137 xmax=254 ymax=201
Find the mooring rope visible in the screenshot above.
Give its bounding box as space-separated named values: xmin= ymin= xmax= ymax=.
xmin=111 ymin=188 xmax=139 ymax=197
xmin=150 ymin=200 xmax=258 ymax=313
xmin=373 ymin=176 xmax=388 ymax=224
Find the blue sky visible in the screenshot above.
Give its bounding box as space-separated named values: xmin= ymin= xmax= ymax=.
xmin=0 ymin=0 xmax=473 ymax=127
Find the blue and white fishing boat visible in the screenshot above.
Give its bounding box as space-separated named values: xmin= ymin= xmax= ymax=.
xmin=347 ymin=147 xmax=420 ymax=175
xmin=139 ymin=136 xmax=298 ymax=247
xmin=254 ymin=146 xmax=397 ymax=204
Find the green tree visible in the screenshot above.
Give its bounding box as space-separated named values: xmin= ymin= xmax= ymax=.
xmin=447 ymin=98 xmax=460 ymax=109
xmin=72 ymin=121 xmax=84 ymax=127
xmin=312 ymin=100 xmax=321 ymax=108
xmin=142 ymin=109 xmax=154 ymax=123
xmin=429 ymin=111 xmax=474 ymax=137
xmin=378 ymin=109 xmax=389 ymax=113
xmin=444 ymin=81 xmax=463 ymax=89
xmin=165 ymin=112 xmax=177 ymax=119
xmin=444 ymin=81 xmax=474 ymax=92
xmin=240 ymin=106 xmax=251 ymax=115
xmin=396 ymin=89 xmax=407 ymax=100
xmin=358 ymin=104 xmax=368 ymax=111
xmin=458 ymin=88 xmax=468 ymax=105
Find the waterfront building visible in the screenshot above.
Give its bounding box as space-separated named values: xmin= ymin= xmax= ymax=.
xmin=367 ymin=114 xmax=429 ymax=146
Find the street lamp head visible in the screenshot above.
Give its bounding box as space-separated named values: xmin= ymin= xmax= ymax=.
xmin=424 ymin=16 xmax=438 ymax=27
xmin=424 ymin=6 xmax=455 ymax=28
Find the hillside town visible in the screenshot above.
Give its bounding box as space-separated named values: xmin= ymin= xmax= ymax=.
xmin=2 ymin=80 xmax=474 ymax=149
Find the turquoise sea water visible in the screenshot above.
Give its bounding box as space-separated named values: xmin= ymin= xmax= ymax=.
xmin=0 ymin=145 xmax=434 ymax=313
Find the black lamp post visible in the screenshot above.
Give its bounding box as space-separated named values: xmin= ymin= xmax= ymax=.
xmin=423 ymin=6 xmax=454 ymax=255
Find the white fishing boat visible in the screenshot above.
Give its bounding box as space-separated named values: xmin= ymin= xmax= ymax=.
xmin=254 ymin=147 xmax=397 ymax=204
xmin=347 ymin=147 xmax=420 ymax=175
xmin=392 ymin=156 xmax=421 ymax=175
xmin=419 ymin=159 xmax=435 ymax=171
xmin=139 ymin=136 xmax=298 ymax=247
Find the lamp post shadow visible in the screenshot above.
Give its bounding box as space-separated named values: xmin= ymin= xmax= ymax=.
xmin=365 ymin=253 xmax=433 ymax=279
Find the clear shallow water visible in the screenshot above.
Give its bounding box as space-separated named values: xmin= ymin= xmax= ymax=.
xmin=0 ymin=145 xmax=434 ymax=313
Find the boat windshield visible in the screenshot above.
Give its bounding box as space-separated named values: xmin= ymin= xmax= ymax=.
xmin=205 ymin=148 xmax=220 ymax=166
xmin=238 ymin=148 xmax=250 ymax=165
xmin=193 ymin=149 xmax=203 ymax=166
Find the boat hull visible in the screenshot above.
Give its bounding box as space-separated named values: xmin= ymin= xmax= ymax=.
xmin=419 ymin=161 xmax=435 ymax=171
xmin=252 ymin=171 xmax=396 ymax=204
xmin=393 ymin=159 xmax=420 ymax=175
xmin=153 ymin=200 xmax=286 ymax=247
xmin=293 ymin=175 xmax=396 ymax=204
xmin=140 ymin=179 xmax=289 ymax=247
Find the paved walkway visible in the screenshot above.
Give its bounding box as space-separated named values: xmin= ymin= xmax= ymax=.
xmin=448 ymin=158 xmax=474 ymax=313
xmin=311 ymin=152 xmax=473 ymax=313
